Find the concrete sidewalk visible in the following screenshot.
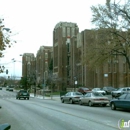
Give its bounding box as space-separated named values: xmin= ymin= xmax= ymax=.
xmin=30 ymin=93 xmax=61 ymax=101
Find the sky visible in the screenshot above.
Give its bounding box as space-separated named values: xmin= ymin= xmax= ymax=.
xmin=0 ymin=0 xmax=105 ymax=78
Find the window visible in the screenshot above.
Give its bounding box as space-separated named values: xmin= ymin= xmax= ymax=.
xmin=67 ymin=27 xmax=70 ymax=36
xmin=122 ymin=88 xmax=127 ymax=91
xmin=45 ymin=52 xmax=48 ymax=59
xmin=66 ymin=92 xmax=70 ymax=96
xmin=62 ymin=27 xmax=66 ymax=37
xmin=119 ymin=94 xmax=127 ymax=99
xmin=85 ymin=93 xmax=91 ymax=97
xmin=71 ymin=27 xmax=75 ymax=36
xmin=126 ymin=94 xmax=130 ymax=99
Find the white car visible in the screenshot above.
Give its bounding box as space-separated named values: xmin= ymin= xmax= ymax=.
xmin=8 ymin=86 xmax=14 ymax=91
xmin=92 ymin=88 xmax=106 ymax=95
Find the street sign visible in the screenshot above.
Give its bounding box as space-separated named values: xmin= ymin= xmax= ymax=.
xmin=75 ymin=81 xmax=77 ymax=85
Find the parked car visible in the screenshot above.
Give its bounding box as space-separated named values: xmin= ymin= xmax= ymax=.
xmin=103 ymin=86 xmax=116 ymax=94
xmin=78 ymin=87 xmax=91 ymax=94
xmin=60 ymin=92 xmax=83 ymax=104
xmin=111 ymin=87 xmax=130 ymax=98
xmin=8 ymin=86 xmax=13 ymax=91
xmin=79 ymin=92 xmax=109 ymax=107
xmin=0 ymin=87 xmax=2 ymax=90
xmin=110 ymin=92 xmax=130 ymax=110
xmin=92 ymin=88 xmax=106 ymax=95
xmin=16 ymin=89 xmax=30 ymax=100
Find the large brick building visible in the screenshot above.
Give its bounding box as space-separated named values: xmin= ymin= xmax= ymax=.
xmin=53 ymin=22 xmax=79 ymax=90
xmin=22 ymin=53 xmax=36 ymax=86
xmin=78 ymin=29 xmax=130 ymax=88
xmin=36 ymin=46 xmax=53 ymax=86
xmin=21 ymin=23 xmax=130 ymax=91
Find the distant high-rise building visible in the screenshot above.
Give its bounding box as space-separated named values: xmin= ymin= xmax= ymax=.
xmin=22 ymin=53 xmax=35 ymax=78
xmin=36 ymin=46 xmax=52 ymax=86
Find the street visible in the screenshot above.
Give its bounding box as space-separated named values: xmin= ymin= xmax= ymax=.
xmin=0 ymin=88 xmax=130 ymax=130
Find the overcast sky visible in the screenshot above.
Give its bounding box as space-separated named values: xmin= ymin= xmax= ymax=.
xmin=0 ymin=0 xmax=105 ymax=78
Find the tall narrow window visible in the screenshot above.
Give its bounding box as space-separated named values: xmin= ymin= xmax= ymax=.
xmin=62 ymin=27 xmax=66 ymax=37
xmin=108 ymin=63 xmax=111 ymax=73
xmin=71 ymin=27 xmax=75 ymax=36
xmin=67 ymin=27 xmax=70 ymax=36
xmin=45 ymin=52 xmax=48 ymax=60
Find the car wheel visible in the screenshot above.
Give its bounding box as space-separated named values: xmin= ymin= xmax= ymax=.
xmin=69 ymin=99 xmax=74 ymax=104
xmin=88 ymin=101 xmax=93 ymax=107
xmin=61 ymin=98 xmax=64 ymax=103
xmin=79 ymin=100 xmax=83 ymax=105
xmin=111 ymin=102 xmax=116 ymax=110
xmin=27 ymin=98 xmax=29 ymax=100
xmin=19 ymin=98 xmax=20 ymax=100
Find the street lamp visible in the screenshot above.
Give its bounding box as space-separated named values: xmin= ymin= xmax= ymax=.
xmin=11 ymin=58 xmax=16 ymax=80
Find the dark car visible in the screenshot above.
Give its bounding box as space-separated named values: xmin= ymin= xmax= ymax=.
xmin=16 ymin=89 xmax=30 ymax=100
xmin=78 ymin=87 xmax=91 ymax=94
xmin=110 ymin=93 xmax=130 ymax=110
xmin=103 ymin=86 xmax=116 ymax=94
xmin=0 ymin=87 xmax=2 ymax=90
xmin=60 ymin=92 xmax=83 ymax=104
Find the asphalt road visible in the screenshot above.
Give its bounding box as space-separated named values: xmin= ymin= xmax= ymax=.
xmin=0 ymin=88 xmax=130 ymax=130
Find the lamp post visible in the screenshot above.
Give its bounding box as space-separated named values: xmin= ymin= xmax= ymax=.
xmin=11 ymin=58 xmax=16 ymax=81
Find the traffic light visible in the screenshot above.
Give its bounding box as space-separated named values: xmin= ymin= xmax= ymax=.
xmin=6 ymin=69 xmax=8 ymax=74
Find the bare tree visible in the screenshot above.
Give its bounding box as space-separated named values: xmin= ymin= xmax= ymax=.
xmin=0 ymin=18 xmax=16 ymax=73
xmin=83 ymin=0 xmax=130 ymax=70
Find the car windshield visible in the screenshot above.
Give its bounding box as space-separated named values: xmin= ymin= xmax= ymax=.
xmin=74 ymin=92 xmax=82 ymax=95
xmin=83 ymin=88 xmax=89 ymax=90
xmin=107 ymin=87 xmax=115 ymax=90
xmin=96 ymin=88 xmax=101 ymax=91
xmin=117 ymin=88 xmax=122 ymax=91
xmin=92 ymin=93 xmax=103 ymax=97
xmin=20 ymin=90 xmax=27 ymax=93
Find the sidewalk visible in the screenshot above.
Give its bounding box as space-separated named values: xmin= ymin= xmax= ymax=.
xmin=30 ymin=93 xmax=61 ymax=101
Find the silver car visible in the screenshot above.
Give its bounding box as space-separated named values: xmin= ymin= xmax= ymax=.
xmin=60 ymin=92 xmax=83 ymax=104
xmin=79 ymin=92 xmax=109 ymax=107
xmin=111 ymin=87 xmax=130 ymax=98
xmin=92 ymin=88 xmax=106 ymax=95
